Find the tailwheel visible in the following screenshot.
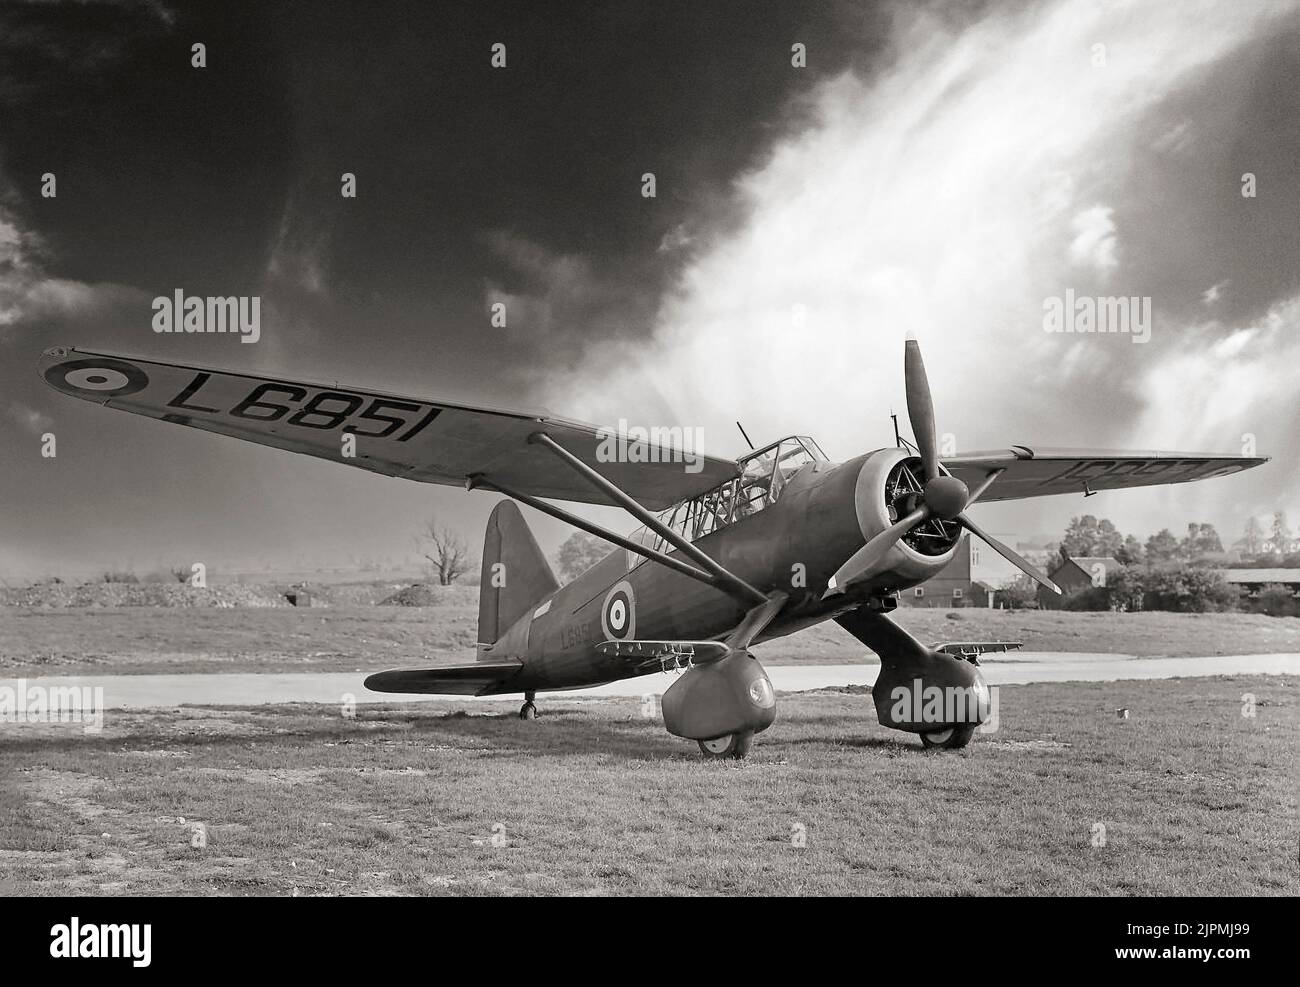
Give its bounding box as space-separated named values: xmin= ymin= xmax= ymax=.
xmin=698 ymin=730 xmax=754 ymax=760
xmin=920 ymin=725 xmax=975 ymax=750
xmin=519 ymin=695 xmax=537 ymax=720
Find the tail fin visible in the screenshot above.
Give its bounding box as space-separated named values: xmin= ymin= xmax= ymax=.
xmin=478 ymin=500 xmax=560 ymax=646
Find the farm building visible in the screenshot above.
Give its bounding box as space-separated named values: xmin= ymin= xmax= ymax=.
xmin=1221 ymin=568 xmax=1300 ymax=599
xmin=1038 ymin=555 xmax=1125 ymax=609
xmin=897 ymin=534 xmax=1020 ymax=608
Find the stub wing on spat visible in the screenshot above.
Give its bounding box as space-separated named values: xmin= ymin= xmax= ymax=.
xmin=594 ymin=640 xmax=732 ymax=673
xmin=931 ymin=641 xmax=1022 ymax=662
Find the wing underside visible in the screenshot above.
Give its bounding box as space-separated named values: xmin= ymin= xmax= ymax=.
xmin=943 ymin=447 xmax=1266 ymax=502
xmin=38 ymin=347 xmax=739 ymax=511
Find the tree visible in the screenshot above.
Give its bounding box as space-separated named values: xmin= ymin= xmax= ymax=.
xmin=1060 ymin=515 xmax=1124 ymax=558
xmin=1116 ymin=534 xmax=1144 ymax=566
xmin=1106 ymin=565 xmax=1145 ymax=612
xmin=1060 ymin=565 xmax=1143 ymax=612
xmin=1060 ymin=515 xmax=1102 ymax=556
xmin=554 ymin=531 xmax=609 ymax=581
xmin=1061 ymin=585 xmax=1111 ymax=611
xmin=996 ymin=575 xmax=1039 ymax=609
xmin=1252 ymin=584 xmax=1298 ymax=618
xmin=1271 ymin=511 xmax=1292 ymax=555
xmin=1140 ymin=565 xmax=1238 ymax=613
xmin=1180 ymin=522 xmax=1223 ymax=560
xmin=418 ymin=518 xmax=473 ymax=585
xmin=1096 ymin=519 xmax=1124 ymax=558
xmin=1242 ymin=516 xmax=1264 ymax=557
xmin=1144 ymin=528 xmax=1180 ymax=564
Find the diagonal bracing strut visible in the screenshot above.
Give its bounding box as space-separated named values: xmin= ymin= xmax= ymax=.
xmin=526 ymin=432 xmax=767 ymax=605
xmin=467 ymin=474 xmax=736 ymax=594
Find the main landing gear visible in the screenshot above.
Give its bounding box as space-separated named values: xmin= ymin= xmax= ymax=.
xmin=519 ymin=691 xmax=537 ymax=720
xmin=920 ymin=725 xmax=975 ymax=750
xmin=697 ymin=729 xmax=754 ymax=760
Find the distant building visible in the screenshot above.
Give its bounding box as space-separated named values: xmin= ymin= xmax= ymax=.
xmin=1221 ymin=568 xmax=1300 ymax=599
xmin=898 ymin=534 xmax=1017 ymax=608
xmin=1039 ymin=555 xmax=1124 ymax=609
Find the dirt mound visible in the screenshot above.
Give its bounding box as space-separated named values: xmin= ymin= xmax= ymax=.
xmin=0 ymin=582 xmax=288 ymax=608
xmin=1 ymin=579 xmax=481 ymax=609
xmin=378 ymin=583 xmax=478 ymax=607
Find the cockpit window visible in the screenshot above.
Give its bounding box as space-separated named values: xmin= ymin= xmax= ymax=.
xmin=796 ymin=436 xmax=829 ymax=461
xmin=624 ymin=435 xmax=827 ymax=569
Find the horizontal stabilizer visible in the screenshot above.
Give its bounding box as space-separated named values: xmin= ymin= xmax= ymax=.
xmin=595 ymin=640 xmax=731 ymax=673
xmin=364 ymin=659 xmax=523 ymax=696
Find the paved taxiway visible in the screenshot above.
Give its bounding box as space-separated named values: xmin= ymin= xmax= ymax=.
xmin=2 ymin=652 xmax=1295 ymax=709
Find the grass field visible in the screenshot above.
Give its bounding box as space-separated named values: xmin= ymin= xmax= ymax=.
xmin=2 ymin=606 xmax=1299 ymax=677
xmin=1 ymin=674 xmax=1295 ymax=896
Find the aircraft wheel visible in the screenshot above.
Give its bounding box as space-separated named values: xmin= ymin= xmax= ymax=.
xmin=698 ymin=730 xmax=754 ymax=760
xmin=920 ymin=725 xmax=975 ymax=750
xmin=519 ymin=701 xmax=537 ymax=721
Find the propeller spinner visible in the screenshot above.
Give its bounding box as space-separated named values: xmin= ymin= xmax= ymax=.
xmin=824 ymin=339 xmax=1061 ymax=599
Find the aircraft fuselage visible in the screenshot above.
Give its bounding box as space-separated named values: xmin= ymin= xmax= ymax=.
xmin=484 ymin=447 xmax=954 ymax=692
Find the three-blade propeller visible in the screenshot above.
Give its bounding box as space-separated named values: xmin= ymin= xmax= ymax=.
xmin=824 ymin=337 xmax=1062 ymax=599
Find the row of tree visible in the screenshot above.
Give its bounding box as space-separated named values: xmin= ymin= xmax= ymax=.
xmin=1049 ymin=512 xmax=1296 ymax=566
xmin=996 ymin=511 xmax=1300 ymax=616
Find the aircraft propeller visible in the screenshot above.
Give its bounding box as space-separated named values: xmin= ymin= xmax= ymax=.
xmin=824 ymin=337 xmax=1062 ymax=599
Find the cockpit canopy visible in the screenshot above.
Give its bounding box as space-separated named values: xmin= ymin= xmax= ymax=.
xmin=626 ymin=436 xmax=829 ymax=563
xmin=735 ymin=435 xmax=828 ymax=511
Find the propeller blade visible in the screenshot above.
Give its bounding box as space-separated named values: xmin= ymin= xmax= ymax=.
xmin=958 ymin=513 xmax=1062 ymax=595
xmin=904 ymin=337 xmax=939 ymax=482
xmin=824 ymin=505 xmax=930 ymax=598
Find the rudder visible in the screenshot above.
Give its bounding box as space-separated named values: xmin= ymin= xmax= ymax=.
xmin=478 ymin=500 xmax=561 ymax=646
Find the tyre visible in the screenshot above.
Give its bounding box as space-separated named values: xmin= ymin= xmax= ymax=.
xmin=920 ymin=725 xmax=975 ymax=750
xmin=698 ymin=730 xmax=754 ymax=759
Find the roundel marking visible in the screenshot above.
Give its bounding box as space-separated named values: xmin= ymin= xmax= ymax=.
xmin=44 ymin=357 xmax=149 ymax=398
xmin=600 ymin=580 xmax=636 ymax=642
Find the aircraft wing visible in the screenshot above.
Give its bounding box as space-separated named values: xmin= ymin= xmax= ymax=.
xmin=38 ymin=347 xmax=739 ymax=511
xmin=942 ymin=446 xmax=1267 ymax=502
xmin=364 ymin=659 xmax=524 ymax=696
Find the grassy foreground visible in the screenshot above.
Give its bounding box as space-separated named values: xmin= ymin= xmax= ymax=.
xmin=1 ymin=675 xmax=1294 ymax=896
xmin=1 ymin=606 xmax=1299 ymax=676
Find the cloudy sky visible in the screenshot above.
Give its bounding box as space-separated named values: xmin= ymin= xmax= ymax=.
xmin=1 ymin=0 xmax=1297 ymax=580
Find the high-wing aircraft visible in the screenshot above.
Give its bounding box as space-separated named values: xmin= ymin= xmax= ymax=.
xmin=39 ymin=340 xmax=1267 ymax=757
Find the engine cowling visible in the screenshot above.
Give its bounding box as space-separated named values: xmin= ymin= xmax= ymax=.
xmin=839 ymin=447 xmax=963 ymax=595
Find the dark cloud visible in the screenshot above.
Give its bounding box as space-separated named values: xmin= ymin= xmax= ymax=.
xmin=1 ymin=0 xmax=1296 ymax=577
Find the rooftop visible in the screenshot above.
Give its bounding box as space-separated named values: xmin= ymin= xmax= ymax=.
xmin=1222 ymin=568 xmax=1300 ymax=584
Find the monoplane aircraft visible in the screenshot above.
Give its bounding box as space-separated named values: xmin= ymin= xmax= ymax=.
xmin=39 ymin=340 xmax=1266 ymax=757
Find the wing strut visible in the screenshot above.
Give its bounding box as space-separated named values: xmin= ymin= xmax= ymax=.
xmin=526 ymin=432 xmax=767 ymax=606
xmin=469 ymin=475 xmax=727 ymax=590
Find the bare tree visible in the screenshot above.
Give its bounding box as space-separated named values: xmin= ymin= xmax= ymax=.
xmin=418 ymin=518 xmax=473 ymax=585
